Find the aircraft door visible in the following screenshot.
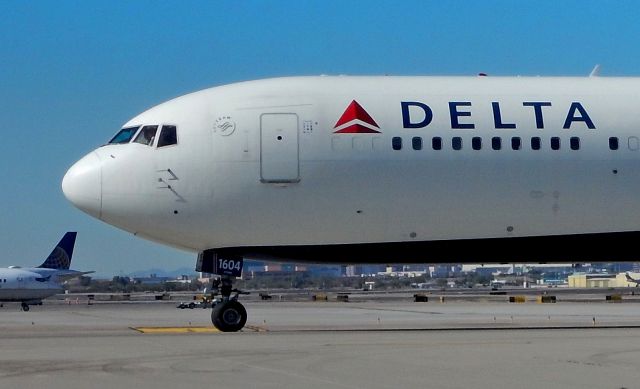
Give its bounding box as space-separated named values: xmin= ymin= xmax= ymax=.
xmin=260 ymin=113 xmax=300 ymax=183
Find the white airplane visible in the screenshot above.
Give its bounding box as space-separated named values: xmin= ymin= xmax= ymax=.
xmin=625 ymin=273 xmax=640 ymax=287
xmin=0 ymin=232 xmax=92 ymax=311
xmin=63 ymin=74 xmax=640 ymax=331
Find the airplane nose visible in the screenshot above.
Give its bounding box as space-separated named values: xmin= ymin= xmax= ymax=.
xmin=62 ymin=151 xmax=102 ymax=219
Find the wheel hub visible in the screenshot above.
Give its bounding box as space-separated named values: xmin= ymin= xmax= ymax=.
xmin=222 ymin=308 xmax=240 ymax=324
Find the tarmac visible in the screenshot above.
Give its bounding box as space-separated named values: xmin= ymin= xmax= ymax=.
xmin=1 ymin=298 xmax=640 ymax=388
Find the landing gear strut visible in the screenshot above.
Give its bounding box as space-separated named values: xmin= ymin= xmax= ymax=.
xmin=21 ymin=302 xmax=30 ymax=312
xmin=210 ymin=275 xmax=249 ymax=332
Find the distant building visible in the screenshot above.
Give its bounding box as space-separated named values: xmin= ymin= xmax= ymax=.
xmin=264 ymin=264 xmax=283 ymax=272
xmin=308 ymin=266 xmax=342 ymax=277
xmin=463 ymin=263 xmax=576 ymax=276
xmin=198 ymin=273 xmax=213 ymax=284
xmin=245 ymin=263 xmax=266 ymax=274
xmin=536 ymin=278 xmax=567 ymax=286
xmin=133 ymin=275 xmax=172 ymax=285
xmin=166 ymin=275 xmax=192 ymax=284
xmin=429 ymin=265 xmax=450 ymax=278
xmin=385 ymin=265 xmax=403 ymax=273
xmin=429 ymin=265 xmax=461 ymax=278
xmin=568 ymin=272 xmax=640 ymax=288
xmin=401 ymin=264 xmax=431 ymax=272
xmin=345 ymin=265 xmax=385 ymax=277
xmin=345 ymin=265 xmax=362 ymax=277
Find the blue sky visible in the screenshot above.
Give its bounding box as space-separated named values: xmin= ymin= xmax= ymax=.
xmin=1 ymin=1 xmax=639 ymax=277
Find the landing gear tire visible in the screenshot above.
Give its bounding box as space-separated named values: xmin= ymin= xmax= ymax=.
xmin=211 ymin=300 xmax=247 ymax=332
xmin=21 ymin=303 xmax=29 ymax=312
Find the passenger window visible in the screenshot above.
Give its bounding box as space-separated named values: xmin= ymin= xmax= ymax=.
xmin=491 ymin=137 xmax=501 ymax=150
xmin=570 ymin=137 xmax=580 ymax=150
xmin=412 ymin=137 xmax=422 ymax=150
xmin=432 ymin=137 xmax=442 ymax=150
xmin=392 ymin=137 xmax=402 ymax=150
xmin=609 ymin=137 xmax=619 ymax=150
xmin=472 ymin=137 xmax=482 ymax=150
xmin=158 ymin=125 xmax=178 ymax=147
xmin=452 ymin=137 xmax=462 ymax=150
xmin=108 ymin=126 xmax=140 ymax=144
xmin=133 ymin=125 xmax=159 ymax=146
xmin=531 ymin=137 xmax=541 ymax=150
xmin=511 ymin=137 xmax=521 ymax=150
xmin=551 ymin=137 xmax=561 ymax=150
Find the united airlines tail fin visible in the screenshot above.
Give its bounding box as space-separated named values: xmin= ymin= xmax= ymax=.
xmin=38 ymin=232 xmax=77 ymax=270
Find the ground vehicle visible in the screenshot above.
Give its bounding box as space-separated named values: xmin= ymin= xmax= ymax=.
xmin=176 ymin=300 xmax=212 ymax=309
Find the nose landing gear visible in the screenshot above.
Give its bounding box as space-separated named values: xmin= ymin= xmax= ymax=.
xmin=197 ymin=251 xmax=248 ymax=332
xmin=212 ymin=300 xmax=247 ymax=332
xmin=210 ymin=276 xmax=249 ymax=332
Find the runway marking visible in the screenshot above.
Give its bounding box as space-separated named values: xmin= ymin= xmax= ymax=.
xmin=130 ymin=325 xmax=267 ymax=333
xmin=131 ymin=326 xmax=220 ymax=334
xmin=261 ymin=325 xmax=640 ymax=333
xmin=129 ymin=324 xmax=640 ymax=334
xmin=244 ymin=324 xmax=269 ymax=332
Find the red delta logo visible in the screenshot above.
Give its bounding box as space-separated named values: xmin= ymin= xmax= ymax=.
xmin=333 ymin=100 xmax=381 ymax=133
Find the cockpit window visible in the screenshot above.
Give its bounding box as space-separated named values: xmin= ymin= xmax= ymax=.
xmin=157 ymin=125 xmax=177 ymax=147
xmin=108 ymin=126 xmax=139 ymax=144
xmin=133 ymin=125 xmax=159 ymax=146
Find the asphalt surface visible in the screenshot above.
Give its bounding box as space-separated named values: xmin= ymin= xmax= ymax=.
xmin=1 ymin=299 xmax=639 ymax=388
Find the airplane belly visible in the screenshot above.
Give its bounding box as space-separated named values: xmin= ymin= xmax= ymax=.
xmin=203 ymin=155 xmax=640 ymax=248
xmin=0 ymin=288 xmax=60 ymax=302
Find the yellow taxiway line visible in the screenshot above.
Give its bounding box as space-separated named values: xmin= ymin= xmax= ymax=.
xmin=131 ymin=325 xmax=267 ymax=334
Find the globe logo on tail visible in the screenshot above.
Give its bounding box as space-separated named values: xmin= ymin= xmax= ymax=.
xmin=42 ymin=247 xmax=71 ymax=270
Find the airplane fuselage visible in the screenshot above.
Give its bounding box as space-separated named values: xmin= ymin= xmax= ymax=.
xmin=63 ymin=76 xmax=640 ymax=263
xmin=0 ymin=268 xmax=63 ymax=302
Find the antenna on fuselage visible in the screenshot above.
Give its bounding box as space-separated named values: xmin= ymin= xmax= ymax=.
xmin=589 ymin=64 xmax=601 ymax=77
